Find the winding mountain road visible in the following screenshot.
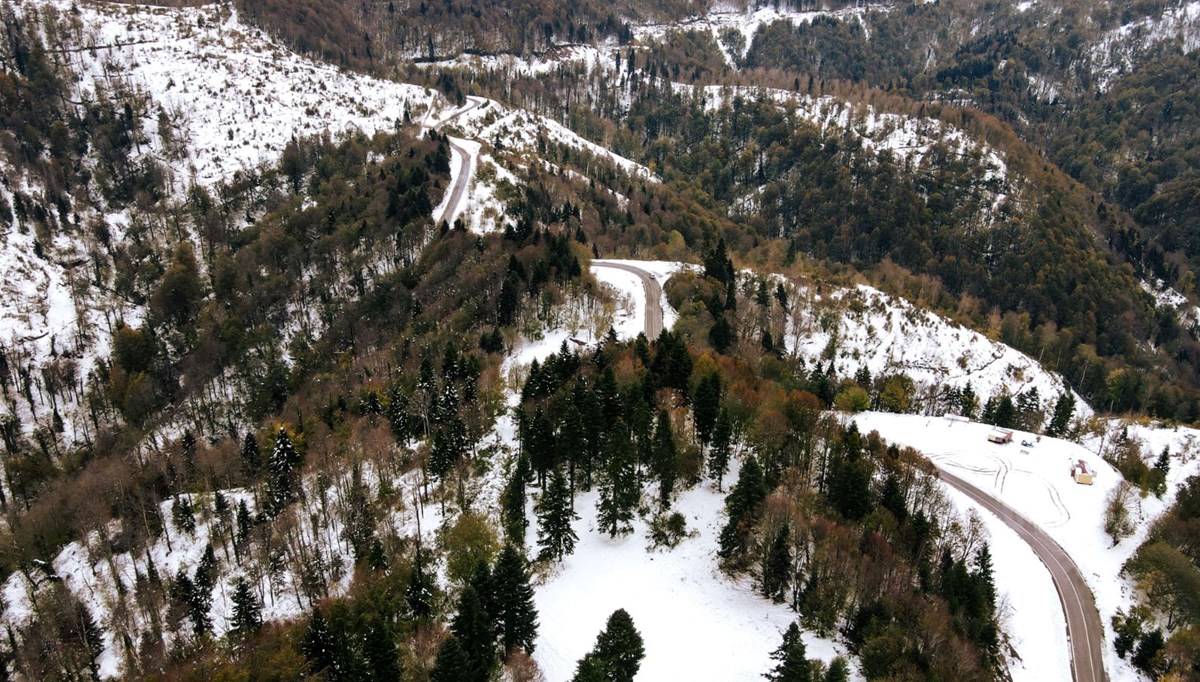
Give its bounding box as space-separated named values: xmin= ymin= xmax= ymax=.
xmin=426 ymin=96 xmax=486 ymax=228
xmin=591 ymin=260 xmax=664 ymax=340
xmin=937 ymin=467 xmax=1107 ymax=682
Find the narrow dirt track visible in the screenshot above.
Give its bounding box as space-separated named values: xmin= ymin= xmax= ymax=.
xmin=591 ymin=260 xmax=664 ymax=340
xmin=938 ymin=467 xmax=1107 ymax=682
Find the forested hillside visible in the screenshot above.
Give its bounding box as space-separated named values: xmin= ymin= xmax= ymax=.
xmin=3 ymin=0 xmax=1200 ymax=679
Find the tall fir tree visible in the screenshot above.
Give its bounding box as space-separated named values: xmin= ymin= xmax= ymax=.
xmin=301 ymin=607 xmax=337 ymax=677
xmin=1047 ymin=391 xmax=1076 ymax=437
xmin=502 ymin=455 xmax=530 ymax=543
xmin=492 ymin=543 xmax=539 ymax=655
xmin=229 ymin=577 xmax=262 ymax=639
xmin=574 ymin=609 xmax=645 ymax=682
xmin=387 ymin=384 xmax=411 ymax=443
xmin=536 ymin=467 xmax=579 ymax=562
xmin=709 ymin=408 xmax=733 ymax=491
xmin=451 ymin=585 xmax=496 ymax=682
xmin=405 ymin=549 xmax=437 ymax=620
xmin=824 ymin=657 xmax=850 ymax=682
xmin=430 ymin=635 xmax=471 ymax=682
xmin=765 ymin=622 xmax=813 ymax=682
xmin=597 ymin=423 xmax=639 ymax=537
xmin=651 ymin=409 xmax=678 ymax=508
xmin=718 ymin=456 xmax=767 ymax=562
xmin=362 ymin=615 xmax=401 ymax=680
xmin=694 ymin=372 xmax=722 ymax=446
xmin=762 ymin=522 xmax=792 ymax=603
xmin=266 ymin=427 xmax=301 ymax=516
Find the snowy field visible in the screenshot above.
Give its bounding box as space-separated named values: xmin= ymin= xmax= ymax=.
xmin=531 ymin=483 xmax=850 ymax=681
xmin=853 ymin=412 xmax=1200 ymax=682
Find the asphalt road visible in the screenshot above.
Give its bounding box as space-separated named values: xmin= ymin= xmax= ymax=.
xmin=591 ymin=260 xmax=664 ymax=340
xmin=937 ymin=467 xmax=1107 ymax=682
xmin=428 ymin=97 xmax=485 ymax=228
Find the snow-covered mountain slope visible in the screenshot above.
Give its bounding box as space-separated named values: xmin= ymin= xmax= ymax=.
xmin=635 ymin=2 xmax=888 ymax=67
xmin=57 ymin=0 xmax=436 ymax=188
xmin=783 ymin=279 xmax=1087 ymax=415
xmin=0 ymin=0 xmax=444 ymax=448
xmin=433 ymin=95 xmax=658 ymax=182
xmin=1088 ymin=0 xmax=1200 ymax=89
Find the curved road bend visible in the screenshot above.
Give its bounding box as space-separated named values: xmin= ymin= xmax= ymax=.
xmin=938 ymin=468 xmax=1107 ymax=682
xmin=590 ymin=260 xmax=664 ymax=340
xmin=428 ymin=97 xmax=486 ymax=228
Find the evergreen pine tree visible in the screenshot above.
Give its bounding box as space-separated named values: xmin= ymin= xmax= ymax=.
xmin=765 ymin=622 xmax=812 ymax=682
xmin=560 ymin=403 xmax=587 ymax=492
xmin=827 ymin=456 xmax=874 ymax=521
xmin=572 ymin=653 xmax=609 ymax=682
xmin=651 ymin=410 xmax=677 ymax=508
xmin=536 ymin=467 xmax=579 ymax=562
xmin=75 ymin=601 xmax=103 ymax=680
xmin=718 ymin=456 xmax=767 ymax=561
xmin=229 ymin=577 xmax=262 ymax=639
xmin=302 ymin=607 xmax=336 ymax=676
xmin=195 ymin=543 xmax=217 ymax=594
xmin=451 ymin=585 xmax=496 ymax=682
xmin=235 ymin=500 xmax=253 ymax=548
xmin=879 ymin=471 xmax=907 ymax=522
xmin=492 ymin=543 xmax=539 ymax=655
xmin=762 ymin=522 xmax=792 ymax=603
xmin=430 ymin=635 xmax=471 ymax=682
xmin=469 ymin=560 xmax=497 ymax=624
xmin=363 ymin=615 xmax=401 ymax=680
xmin=824 ymin=657 xmax=850 ymax=682
xmin=992 ymin=395 xmax=1016 ymax=429
xmin=597 ymin=422 xmax=638 ymax=537
xmin=694 ymin=372 xmax=721 ymax=446
xmin=388 ymin=384 xmax=411 ymax=443
xmin=502 ymin=455 xmax=530 ymax=543
xmin=267 ymin=427 xmax=301 ymax=515
xmin=405 ymin=550 xmax=437 ymax=620
xmin=709 ymin=409 xmax=733 ymax=491
xmin=429 ymin=415 xmax=468 ymax=479
xmin=578 ymin=609 xmax=645 ymax=682
xmin=172 ymin=496 xmax=196 ymax=534
xmin=709 ymin=312 xmax=735 ymax=353
xmin=1046 ymin=391 xmax=1076 ymax=437
xmin=961 ymin=383 xmax=978 ymax=419
xmin=181 ymin=430 xmax=197 ymax=475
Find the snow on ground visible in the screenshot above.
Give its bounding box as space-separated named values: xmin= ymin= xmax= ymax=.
xmin=590 ymin=266 xmax=646 ymax=341
xmin=685 ymin=84 xmax=1008 ymax=195
xmin=531 ymin=483 xmax=851 ymax=681
xmin=503 ymin=260 xmax=686 ymax=380
xmin=1141 ymin=279 xmax=1200 ymax=335
xmin=1088 ymin=1 xmax=1200 ymax=89
xmin=635 ymin=3 xmax=890 ymax=66
xmin=593 ymin=259 xmax=689 ymax=334
xmin=0 ymin=0 xmax=439 ymax=448
xmin=433 ymin=96 xmax=657 ymax=182
xmin=852 ymin=411 xmax=1200 ymax=682
xmin=0 ymin=460 xmax=437 ymax=678
xmin=786 ymin=281 xmax=1086 ymax=415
